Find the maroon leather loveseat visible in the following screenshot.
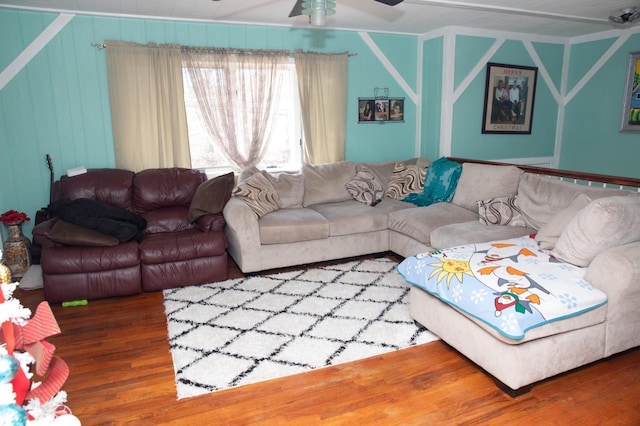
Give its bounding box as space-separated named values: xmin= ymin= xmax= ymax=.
xmin=33 ymin=168 xmax=229 ymax=303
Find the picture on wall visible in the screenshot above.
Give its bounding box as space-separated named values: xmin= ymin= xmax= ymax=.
xmin=358 ymin=98 xmax=404 ymax=123
xmin=481 ymin=62 xmax=538 ymax=134
xmin=620 ymin=51 xmax=640 ymax=132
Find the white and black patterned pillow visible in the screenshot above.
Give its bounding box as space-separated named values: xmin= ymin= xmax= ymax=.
xmin=385 ymin=162 xmax=427 ymax=200
xmin=233 ymin=172 xmax=281 ymax=217
xmin=477 ymin=196 xmax=526 ymax=226
xmin=345 ymin=166 xmax=384 ymax=205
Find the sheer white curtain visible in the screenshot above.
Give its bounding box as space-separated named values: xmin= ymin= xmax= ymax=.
xmin=294 ymin=50 xmax=348 ymax=164
xmin=182 ymin=48 xmax=289 ymax=170
xmin=105 ymin=40 xmax=191 ymax=171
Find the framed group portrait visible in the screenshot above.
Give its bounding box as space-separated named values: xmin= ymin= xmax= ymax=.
xmin=619 ymin=51 xmax=640 ymax=132
xmin=358 ymin=98 xmax=404 ymax=123
xmin=481 ymin=62 xmax=538 ymax=134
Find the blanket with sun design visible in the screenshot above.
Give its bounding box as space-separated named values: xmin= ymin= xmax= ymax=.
xmin=397 ymin=235 xmax=607 ymax=339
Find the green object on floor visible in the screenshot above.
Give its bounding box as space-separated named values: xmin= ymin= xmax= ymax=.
xmin=62 ymin=299 xmax=88 ymax=307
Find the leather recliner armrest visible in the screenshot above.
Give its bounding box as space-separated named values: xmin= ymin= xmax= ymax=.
xmin=195 ymin=213 xmax=226 ymax=232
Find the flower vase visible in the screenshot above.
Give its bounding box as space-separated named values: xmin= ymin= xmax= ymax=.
xmin=3 ymin=223 xmax=31 ymax=280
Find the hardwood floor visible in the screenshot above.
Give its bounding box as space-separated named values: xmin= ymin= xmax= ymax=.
xmin=14 ymin=255 xmax=640 ymax=425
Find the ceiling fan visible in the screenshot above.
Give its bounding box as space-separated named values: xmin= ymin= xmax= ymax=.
xmin=608 ymin=7 xmax=640 ymax=24
xmin=289 ymin=0 xmax=405 ymax=26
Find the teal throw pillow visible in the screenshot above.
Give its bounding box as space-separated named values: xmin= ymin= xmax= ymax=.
xmin=403 ymin=157 xmax=462 ymax=206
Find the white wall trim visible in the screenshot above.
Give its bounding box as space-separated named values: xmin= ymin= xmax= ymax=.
xmin=523 ymin=40 xmax=561 ymax=105
xmin=358 ymin=32 xmax=418 ymax=104
xmin=0 ymin=13 xmax=74 ymax=91
xmin=493 ymin=156 xmax=554 ymax=167
xmin=453 ymin=37 xmax=504 ymax=103
xmin=439 ymin=28 xmax=455 ymax=157
xmin=564 ymin=33 xmax=631 ymax=105
xmin=552 ymin=42 xmax=571 ymax=169
xmin=415 ymin=37 xmax=424 ymax=157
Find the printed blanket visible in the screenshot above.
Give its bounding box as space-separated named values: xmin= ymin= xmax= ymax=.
xmin=397 ymin=236 xmax=607 ymax=339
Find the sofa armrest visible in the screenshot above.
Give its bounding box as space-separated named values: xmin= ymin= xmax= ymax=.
xmin=195 ymin=213 xmax=226 ymax=232
xmin=222 ymin=197 xmax=260 ymax=239
xmin=585 ymin=241 xmax=640 ymax=296
xmin=584 ymin=241 xmax=640 ymax=356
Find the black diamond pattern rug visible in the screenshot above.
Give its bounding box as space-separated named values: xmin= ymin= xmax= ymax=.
xmin=163 ymin=258 xmax=438 ymax=399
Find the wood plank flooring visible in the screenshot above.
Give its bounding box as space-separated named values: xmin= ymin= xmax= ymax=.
xmin=14 ymin=254 xmax=640 ymax=425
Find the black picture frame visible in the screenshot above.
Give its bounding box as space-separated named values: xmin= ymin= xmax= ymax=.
xmin=358 ymin=97 xmax=404 ymax=123
xmin=481 ymin=62 xmax=538 ymax=134
xmin=619 ymin=51 xmax=640 ymax=132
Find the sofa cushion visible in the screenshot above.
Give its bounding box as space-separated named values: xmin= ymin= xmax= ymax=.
xmin=477 ymin=195 xmax=526 ymax=227
xmin=310 ymin=200 xmax=389 ymax=237
xmin=515 ymin=173 xmax=631 ymax=230
xmin=552 ymin=196 xmax=640 ymax=267
xmin=46 ymin=219 xmax=119 ymax=247
xmin=430 ymin=221 xmax=531 ymax=249
xmin=233 ymin=172 xmax=281 ymax=218
xmin=385 ymin=162 xmax=427 ymax=200
xmin=452 ymin=163 xmax=523 ymax=212
xmin=357 ymin=161 xmax=399 ymax=190
xmin=238 ymin=167 xmax=305 ymax=209
xmin=303 ymin=161 xmax=356 ymax=207
xmin=372 ymin=197 xmax=416 ymax=215
xmin=265 ymin=172 xmax=305 ymax=209
xmin=535 ymin=194 xmax=591 ymax=250
xmin=188 ymin=172 xmax=235 ymax=222
xmin=259 ymin=208 xmax=329 ymax=245
xmin=388 ymin=202 xmax=478 ymax=246
xmin=345 ymin=166 xmax=385 ymax=206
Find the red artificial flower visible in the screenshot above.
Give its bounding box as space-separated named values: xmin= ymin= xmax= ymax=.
xmin=0 ymin=210 xmax=30 ymax=225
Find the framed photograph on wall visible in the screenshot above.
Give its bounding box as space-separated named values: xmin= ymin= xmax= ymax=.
xmin=481 ymin=62 xmax=538 ymax=134
xmin=358 ymin=97 xmax=405 ymax=123
xmin=620 ymin=51 xmax=640 ymax=132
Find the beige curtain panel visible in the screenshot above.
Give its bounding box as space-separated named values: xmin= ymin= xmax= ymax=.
xmin=105 ymin=40 xmax=191 ymax=172
xmin=294 ymin=50 xmax=348 ymax=164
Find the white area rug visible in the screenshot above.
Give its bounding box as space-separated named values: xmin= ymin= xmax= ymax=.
xmin=163 ymin=258 xmax=439 ymax=399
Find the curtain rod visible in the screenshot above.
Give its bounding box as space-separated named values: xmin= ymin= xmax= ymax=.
xmin=91 ymin=42 xmax=357 ymax=56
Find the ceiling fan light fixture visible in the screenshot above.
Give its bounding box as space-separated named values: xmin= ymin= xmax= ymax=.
xmin=302 ymin=0 xmax=336 ymax=26
xmin=609 ymin=7 xmax=640 ymax=24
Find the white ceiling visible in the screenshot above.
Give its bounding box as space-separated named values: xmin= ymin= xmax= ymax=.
xmin=1 ymin=0 xmax=640 ymax=38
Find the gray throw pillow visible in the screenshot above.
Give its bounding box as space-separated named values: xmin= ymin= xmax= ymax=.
xmin=552 ymin=196 xmax=640 ymax=267
xmin=535 ymin=193 xmax=591 ymax=250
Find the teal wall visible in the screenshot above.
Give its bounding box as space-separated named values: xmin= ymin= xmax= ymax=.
xmin=421 ymin=36 xmax=443 ymax=160
xmin=560 ymin=33 xmax=640 ymax=176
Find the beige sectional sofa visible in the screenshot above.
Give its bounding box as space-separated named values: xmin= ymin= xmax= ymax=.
xmin=223 ymin=156 xmax=640 ymax=394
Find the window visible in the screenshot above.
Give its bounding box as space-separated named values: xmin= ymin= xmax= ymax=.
xmin=183 ymin=59 xmax=302 ymax=173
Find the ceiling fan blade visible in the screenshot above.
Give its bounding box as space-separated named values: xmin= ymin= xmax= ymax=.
xmin=289 ymin=0 xmax=304 ymax=17
xmin=373 ymin=0 xmax=404 ymax=5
